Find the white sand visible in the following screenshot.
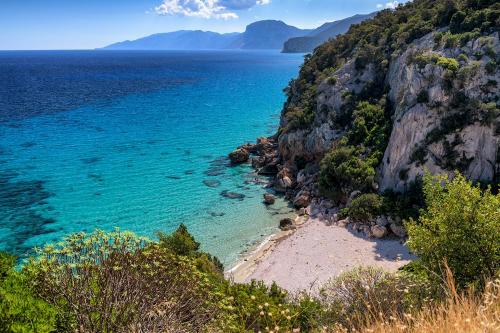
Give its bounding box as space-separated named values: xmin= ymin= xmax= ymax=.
xmin=228 ymin=218 xmax=415 ymax=293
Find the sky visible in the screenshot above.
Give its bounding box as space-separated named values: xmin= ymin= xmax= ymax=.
xmin=0 ymin=0 xmax=409 ymax=50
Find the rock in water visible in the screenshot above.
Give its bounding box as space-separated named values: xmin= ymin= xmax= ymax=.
xmin=228 ymin=148 xmax=249 ymax=164
xmin=279 ymin=218 xmax=295 ymax=231
xmin=220 ymin=190 xmax=245 ymax=200
xmin=263 ymin=193 xmax=276 ymax=205
xmin=203 ymin=180 xmax=221 ymax=188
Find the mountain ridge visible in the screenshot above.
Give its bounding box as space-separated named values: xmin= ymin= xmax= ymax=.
xmin=282 ymin=12 xmax=377 ymax=53
xmin=101 ymin=20 xmax=311 ymax=50
xmin=100 ymin=15 xmax=371 ymax=51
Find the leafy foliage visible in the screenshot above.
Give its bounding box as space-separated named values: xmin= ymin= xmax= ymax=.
xmin=320 ymin=267 xmax=436 ymax=330
xmin=0 ymin=253 xmax=57 ymax=333
xmin=26 ymin=229 xmax=220 ymax=333
xmin=319 ymin=144 xmax=376 ymax=201
xmin=345 ymin=193 xmax=383 ymax=222
xmin=406 ymin=173 xmax=500 ymax=288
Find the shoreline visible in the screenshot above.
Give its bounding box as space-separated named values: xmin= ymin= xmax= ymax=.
xmin=227 ymin=213 xmax=415 ymax=293
xmin=226 ymin=214 xmax=307 ymax=282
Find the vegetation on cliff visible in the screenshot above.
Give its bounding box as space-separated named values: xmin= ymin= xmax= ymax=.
xmin=279 ymin=0 xmax=499 ymax=226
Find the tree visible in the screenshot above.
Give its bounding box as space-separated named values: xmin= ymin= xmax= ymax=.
xmin=406 ymin=173 xmax=500 ymax=288
xmin=158 ymin=224 xmax=200 ymax=256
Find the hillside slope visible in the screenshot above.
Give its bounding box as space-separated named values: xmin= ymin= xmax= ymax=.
xmin=282 ymin=13 xmax=377 ymax=53
xmin=239 ymin=0 xmax=499 ymax=234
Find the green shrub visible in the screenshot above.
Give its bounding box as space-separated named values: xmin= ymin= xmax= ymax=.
xmin=320 ymin=267 xmax=435 ymax=329
xmin=485 ymin=60 xmax=497 ymax=74
xmin=159 ymin=224 xmax=224 ymax=274
xmin=406 ymin=173 xmax=500 ymax=289
xmin=319 ymin=145 xmax=376 ymax=200
xmin=0 ymin=253 xmax=58 ymax=333
xmin=158 ymin=223 xmax=200 ymax=256
xmin=26 ymin=229 xmax=221 ymax=333
xmin=346 ymin=193 xmax=383 ymax=222
xmin=436 ymin=56 xmax=460 ymax=72
xmin=349 ymin=101 xmax=388 ymax=150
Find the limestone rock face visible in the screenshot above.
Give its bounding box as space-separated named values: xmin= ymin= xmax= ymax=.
xmin=275 ymin=30 xmax=499 ymax=196
xmin=379 ymin=32 xmax=500 ymax=191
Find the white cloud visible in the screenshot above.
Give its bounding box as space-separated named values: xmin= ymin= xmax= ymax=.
xmin=377 ymin=1 xmax=400 ymax=9
xmin=155 ymin=0 xmax=270 ymax=19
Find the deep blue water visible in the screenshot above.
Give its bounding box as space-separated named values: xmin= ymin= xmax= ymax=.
xmin=0 ymin=50 xmax=303 ymax=265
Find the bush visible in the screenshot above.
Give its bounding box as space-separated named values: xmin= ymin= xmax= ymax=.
xmin=406 ymin=173 xmax=500 ymax=289
xmin=26 ymin=229 xmax=221 ymax=333
xmin=0 ymin=253 xmax=58 ymax=333
xmin=346 ymin=193 xmax=383 ymax=222
xmin=158 ymin=223 xmax=199 ymax=256
xmin=320 ymin=267 xmax=435 ymax=329
xmin=159 ymin=224 xmax=224 ymax=274
xmin=319 ymin=145 xmax=376 ymax=200
xmin=436 ymin=56 xmax=460 ymax=72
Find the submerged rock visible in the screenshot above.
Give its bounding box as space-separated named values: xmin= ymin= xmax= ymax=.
xmin=263 ymin=193 xmax=276 ymax=205
xmin=203 ymin=180 xmax=221 ymax=188
xmin=220 ymin=190 xmax=245 ymax=200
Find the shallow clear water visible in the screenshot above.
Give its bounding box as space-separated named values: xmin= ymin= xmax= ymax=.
xmin=0 ymin=50 xmax=303 ymax=266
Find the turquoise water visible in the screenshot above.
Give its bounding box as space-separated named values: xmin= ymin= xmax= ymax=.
xmin=0 ymin=50 xmax=303 ymax=266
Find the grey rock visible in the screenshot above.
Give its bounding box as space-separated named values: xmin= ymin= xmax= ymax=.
xmin=263 ymin=193 xmax=276 ymax=205
xmin=371 ymin=225 xmax=388 ymax=238
xmin=390 ymin=223 xmax=407 ymax=238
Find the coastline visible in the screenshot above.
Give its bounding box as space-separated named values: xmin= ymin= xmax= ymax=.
xmin=227 ymin=213 xmax=415 ymax=293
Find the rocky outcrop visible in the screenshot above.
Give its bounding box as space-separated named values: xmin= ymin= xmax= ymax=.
xmin=228 ymin=148 xmax=249 ymax=164
xmin=379 ymin=32 xmax=500 ymax=191
xmin=232 ymin=17 xmax=499 ymax=239
xmin=254 ymin=31 xmax=498 ymax=199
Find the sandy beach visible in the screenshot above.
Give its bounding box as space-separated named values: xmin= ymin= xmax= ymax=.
xmin=227 ymin=217 xmax=415 ymax=293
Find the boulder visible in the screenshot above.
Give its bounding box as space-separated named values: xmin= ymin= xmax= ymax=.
xmin=279 ymin=218 xmax=295 ymax=231
xmin=293 ymin=192 xmax=311 ymax=208
xmin=263 ymin=193 xmax=276 ymax=205
xmin=371 ymin=225 xmax=388 ymax=238
xmin=337 ymin=217 xmax=350 ymax=227
xmin=390 ymin=223 xmax=407 ymax=238
xmin=376 ymin=216 xmax=390 ymax=227
xmin=228 ymin=148 xmax=249 ymax=164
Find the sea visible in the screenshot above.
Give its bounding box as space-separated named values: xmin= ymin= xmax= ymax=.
xmin=0 ymin=50 xmax=304 ymax=266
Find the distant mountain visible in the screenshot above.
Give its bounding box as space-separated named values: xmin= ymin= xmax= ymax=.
xmin=101 ymin=20 xmax=311 ymax=51
xmin=102 ymin=30 xmax=240 ymax=50
xmin=230 ymin=20 xmax=312 ymax=50
xmin=282 ymin=13 xmax=377 ymax=53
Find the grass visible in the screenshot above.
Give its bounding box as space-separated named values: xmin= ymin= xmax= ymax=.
xmin=332 ymin=266 xmax=500 ymax=333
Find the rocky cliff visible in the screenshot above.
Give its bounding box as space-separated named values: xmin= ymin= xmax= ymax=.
xmin=232 ymin=0 xmax=499 ymax=235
